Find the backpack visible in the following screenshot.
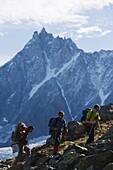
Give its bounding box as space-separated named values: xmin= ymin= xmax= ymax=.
xmin=11 ymin=122 xmax=26 ymax=142
xmin=48 ymin=118 xmax=54 ymax=127
xmin=48 ymin=117 xmax=58 ymax=134
xmin=81 ymin=108 xmax=92 ymax=123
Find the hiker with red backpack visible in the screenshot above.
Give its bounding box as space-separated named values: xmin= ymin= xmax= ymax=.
xmin=49 ymin=111 xmax=68 ymax=155
xmin=84 ymin=104 xmax=101 ymax=146
xmin=12 ymin=123 xmax=35 ymax=165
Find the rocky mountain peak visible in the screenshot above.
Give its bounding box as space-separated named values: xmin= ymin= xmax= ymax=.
xmin=40 ymin=27 xmax=47 ymax=34
xmin=39 ymin=27 xmax=50 ymax=40
xmin=0 ymin=28 xmax=113 ymax=145
xmin=32 ymin=28 xmax=51 ymax=42
xmin=33 ymin=28 xmax=48 ymax=38
xmin=29 ymin=29 xmax=78 ymax=52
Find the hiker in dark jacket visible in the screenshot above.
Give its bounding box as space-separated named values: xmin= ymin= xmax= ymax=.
xmin=85 ymin=104 xmax=101 ymax=146
xmin=14 ymin=125 xmax=34 ymax=165
xmin=50 ymin=111 xmax=68 ymax=155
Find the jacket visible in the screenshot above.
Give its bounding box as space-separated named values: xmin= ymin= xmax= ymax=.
xmin=50 ymin=117 xmax=67 ymax=134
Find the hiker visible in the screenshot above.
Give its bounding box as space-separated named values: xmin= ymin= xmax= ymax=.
xmin=13 ymin=124 xmax=35 ymax=165
xmin=50 ymin=111 xmax=68 ymax=155
xmin=85 ymin=104 xmax=101 ymax=146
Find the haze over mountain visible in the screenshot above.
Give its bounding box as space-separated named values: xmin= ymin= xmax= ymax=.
xmin=0 ymin=28 xmax=113 ymax=145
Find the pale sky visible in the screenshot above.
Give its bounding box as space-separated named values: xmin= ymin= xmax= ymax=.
xmin=0 ymin=0 xmax=113 ymax=66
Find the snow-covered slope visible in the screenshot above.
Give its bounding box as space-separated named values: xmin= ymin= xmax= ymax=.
xmin=0 ymin=28 xmax=113 ymax=145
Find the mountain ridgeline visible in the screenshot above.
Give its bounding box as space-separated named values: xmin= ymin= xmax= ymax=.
xmin=0 ymin=28 xmax=113 ymax=144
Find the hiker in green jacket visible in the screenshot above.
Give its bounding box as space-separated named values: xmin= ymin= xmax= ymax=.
xmin=85 ymin=104 xmax=101 ymax=146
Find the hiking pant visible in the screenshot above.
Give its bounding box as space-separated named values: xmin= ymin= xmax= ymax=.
xmin=51 ymin=132 xmax=61 ymax=154
xmin=14 ymin=143 xmax=30 ymax=165
xmin=52 ymin=132 xmax=61 ymax=146
xmin=85 ymin=125 xmax=95 ymax=145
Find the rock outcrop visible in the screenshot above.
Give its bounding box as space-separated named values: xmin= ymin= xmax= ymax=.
xmin=1 ymin=104 xmax=113 ymax=170
xmin=100 ymin=104 xmax=113 ymax=121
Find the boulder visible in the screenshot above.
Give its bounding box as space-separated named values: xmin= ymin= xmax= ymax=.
xmin=35 ymin=156 xmax=51 ymax=166
xmin=49 ymin=154 xmax=63 ymax=167
xmin=86 ymin=165 xmax=94 ymax=170
xmin=103 ymin=163 xmax=113 ymax=170
xmin=68 ymin=121 xmax=85 ymax=140
xmin=100 ymin=104 xmax=113 ymax=121
xmin=87 ymin=139 xmax=112 ymax=155
xmin=75 ymin=150 xmax=113 ymax=170
xmin=57 ymin=150 xmax=80 ymax=170
xmin=64 ymin=144 xmax=88 ymax=154
xmin=103 ymin=126 xmax=113 ymax=137
xmin=29 ymin=156 xmax=39 ymax=167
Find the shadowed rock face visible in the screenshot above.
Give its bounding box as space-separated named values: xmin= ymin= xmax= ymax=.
xmin=99 ymin=104 xmax=113 ymax=121
xmin=0 ymin=28 xmax=113 ymax=144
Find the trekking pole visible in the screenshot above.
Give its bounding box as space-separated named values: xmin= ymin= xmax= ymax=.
xmin=88 ymin=123 xmax=94 ymax=136
xmin=85 ymin=123 xmax=94 ymax=146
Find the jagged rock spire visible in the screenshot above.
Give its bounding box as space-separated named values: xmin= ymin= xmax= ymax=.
xmin=33 ymin=31 xmax=39 ymax=39
xmin=39 ymin=27 xmax=48 ymax=40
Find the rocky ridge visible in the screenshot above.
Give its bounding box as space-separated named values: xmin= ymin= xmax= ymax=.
xmin=1 ymin=104 xmax=113 ymax=170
